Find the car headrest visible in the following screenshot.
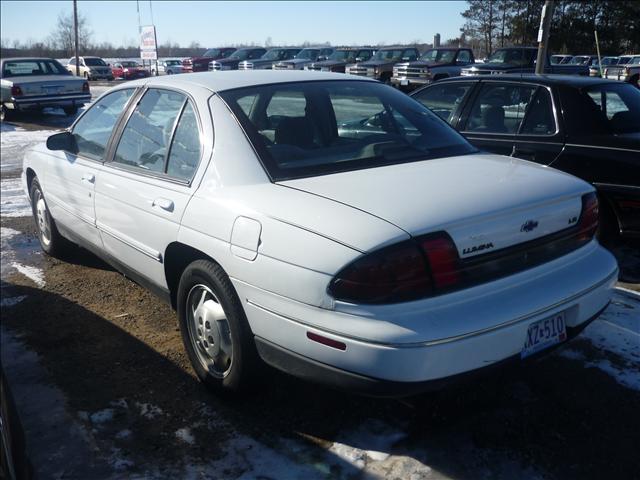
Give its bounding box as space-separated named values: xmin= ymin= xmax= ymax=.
xmin=274 ymin=117 xmax=315 ymax=149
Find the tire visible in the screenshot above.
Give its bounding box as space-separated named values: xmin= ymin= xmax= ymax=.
xmin=30 ymin=177 xmax=72 ymax=257
xmin=177 ymin=259 xmax=260 ymax=394
xmin=0 ymin=104 xmax=13 ymax=122
xmin=107 ymin=76 xmax=114 ymax=81
xmin=167 ymin=70 xmax=173 ymax=75
xmin=83 ymin=71 xmax=89 ymax=80
xmin=596 ymin=194 xmax=620 ymax=244
xmin=63 ymin=106 xmax=78 ymax=116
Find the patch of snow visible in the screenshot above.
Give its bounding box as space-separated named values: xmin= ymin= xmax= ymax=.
xmin=557 ymin=348 xmax=586 ymax=361
xmin=175 ymin=428 xmax=195 ymax=445
xmin=136 ymin=402 xmax=163 ymax=419
xmin=110 ymin=398 xmax=129 ymax=409
xmin=584 ymin=358 xmax=639 ymax=391
xmin=0 ymin=295 xmax=27 ymax=307
xmin=90 ymin=408 xmax=115 ymax=424
xmin=0 ymin=176 xmax=31 ymax=218
xmin=11 ymin=262 xmax=45 ymax=287
xmin=0 ymin=227 xmax=21 ymax=240
xmin=0 ymin=128 xmax=51 ymax=174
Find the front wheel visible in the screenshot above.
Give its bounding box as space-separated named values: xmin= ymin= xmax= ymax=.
xmin=30 ymin=177 xmax=72 ymax=257
xmin=177 ymin=260 xmax=260 ymax=394
xmin=0 ymin=104 xmax=14 ymax=122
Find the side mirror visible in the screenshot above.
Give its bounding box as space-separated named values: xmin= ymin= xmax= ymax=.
xmin=317 ymin=55 xmax=327 ymax=62
xmin=46 ymin=131 xmax=77 ymax=153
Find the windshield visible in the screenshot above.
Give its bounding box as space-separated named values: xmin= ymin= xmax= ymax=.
xmin=2 ymin=59 xmax=69 ymax=77
xmin=631 ymin=57 xmax=640 ymax=65
xmin=420 ymin=49 xmax=456 ymax=63
xmin=373 ymin=49 xmax=405 ymax=61
xmin=121 ymin=61 xmax=139 ymax=68
xmin=220 ymin=80 xmax=477 ymax=181
xmin=84 ymin=58 xmax=107 ymax=66
xmin=230 ymin=49 xmax=252 ymax=60
xmin=584 ymin=84 xmax=640 ymax=134
xmin=487 ymin=49 xmax=536 ymax=65
xmin=203 ymin=49 xmax=223 ymax=57
xmin=295 ymin=49 xmax=320 ymax=60
xmin=328 ymin=50 xmax=358 ymax=62
xmin=165 ymin=60 xmax=181 ymax=66
xmin=569 ymin=56 xmax=590 ymax=65
xmin=601 ymin=57 xmax=618 ymax=66
xmin=261 ymin=49 xmax=299 ymax=60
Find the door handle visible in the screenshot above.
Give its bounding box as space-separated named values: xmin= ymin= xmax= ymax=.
xmin=82 ymin=173 xmax=95 ymax=183
xmin=152 ymin=197 xmax=174 ymax=212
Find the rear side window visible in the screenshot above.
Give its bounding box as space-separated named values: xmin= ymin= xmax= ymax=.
xmin=584 ymin=84 xmax=640 ymax=134
xmin=166 ymin=102 xmax=201 ymax=181
xmin=520 ymin=88 xmax=556 ymax=135
xmin=464 ymin=83 xmax=536 ymax=134
xmin=72 ymin=89 xmax=135 ymax=161
xmin=412 ymin=83 xmax=473 ymax=124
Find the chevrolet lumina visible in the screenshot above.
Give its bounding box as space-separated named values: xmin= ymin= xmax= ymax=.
xmin=22 ymin=71 xmax=618 ymax=396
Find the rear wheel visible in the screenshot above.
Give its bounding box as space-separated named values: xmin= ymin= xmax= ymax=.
xmin=177 ymin=260 xmax=260 ymax=394
xmin=0 ymin=104 xmax=13 ymax=122
xmin=30 ymin=177 xmax=72 ymax=257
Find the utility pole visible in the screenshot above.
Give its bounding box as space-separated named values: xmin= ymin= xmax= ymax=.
xmin=73 ymin=0 xmax=79 ymax=76
xmin=594 ymin=30 xmax=603 ymax=77
xmin=535 ymin=0 xmax=555 ymax=74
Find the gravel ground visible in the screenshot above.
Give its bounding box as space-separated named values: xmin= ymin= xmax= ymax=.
xmin=1 ymin=94 xmax=639 ymax=480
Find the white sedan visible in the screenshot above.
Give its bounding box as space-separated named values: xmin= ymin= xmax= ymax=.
xmin=22 ymin=71 xmax=618 ymax=396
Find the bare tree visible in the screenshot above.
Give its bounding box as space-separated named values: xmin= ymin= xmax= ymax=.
xmin=48 ymin=11 xmax=92 ymax=55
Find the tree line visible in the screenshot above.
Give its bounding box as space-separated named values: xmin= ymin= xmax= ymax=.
xmin=461 ymin=0 xmax=640 ymax=58
xmin=2 ymin=2 xmax=639 ymax=60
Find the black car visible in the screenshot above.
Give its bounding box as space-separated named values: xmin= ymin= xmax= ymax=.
xmin=411 ymin=74 xmax=640 ymax=239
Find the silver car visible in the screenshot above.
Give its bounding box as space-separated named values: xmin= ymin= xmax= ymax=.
xmin=1 ymin=57 xmax=90 ymax=120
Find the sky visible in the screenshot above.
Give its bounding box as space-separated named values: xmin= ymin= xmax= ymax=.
xmin=0 ymin=1 xmax=467 ymax=48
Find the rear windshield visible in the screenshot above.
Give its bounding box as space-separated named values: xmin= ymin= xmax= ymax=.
xmin=84 ymin=58 xmax=107 ymax=66
xmin=487 ymin=49 xmax=536 ymax=66
xmin=220 ymin=80 xmax=477 ymax=181
xmin=2 ymin=59 xmax=69 ymax=77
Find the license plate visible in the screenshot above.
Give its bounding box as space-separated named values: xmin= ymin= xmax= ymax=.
xmin=521 ymin=312 xmax=567 ymax=358
xmin=43 ymin=86 xmax=61 ymax=94
xmin=401 ymin=79 xmax=409 ymax=86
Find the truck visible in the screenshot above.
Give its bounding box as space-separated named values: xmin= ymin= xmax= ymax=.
xmin=182 ymin=47 xmax=237 ymax=72
xmin=306 ymin=47 xmax=376 ymax=73
xmin=461 ymin=47 xmax=591 ymax=77
xmin=604 ymin=55 xmax=640 ymax=86
xmin=391 ymin=48 xmax=474 ymax=90
xmin=345 ymin=46 xmax=420 ymax=83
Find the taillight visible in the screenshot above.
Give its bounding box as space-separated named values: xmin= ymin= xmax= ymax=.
xmin=11 ymin=85 xmax=23 ymax=96
xmin=419 ymin=235 xmax=460 ymax=289
xmin=82 ymin=81 xmax=90 ymax=93
xmin=328 ymin=240 xmax=432 ymax=304
xmin=577 ymin=192 xmax=598 ymax=241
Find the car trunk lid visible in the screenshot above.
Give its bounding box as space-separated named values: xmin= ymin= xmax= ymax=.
xmin=279 ymin=154 xmax=593 ymax=257
xmin=8 ymin=75 xmax=86 ymax=96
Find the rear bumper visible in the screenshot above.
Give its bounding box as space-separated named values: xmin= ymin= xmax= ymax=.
xmin=235 ymin=241 xmax=618 ymax=391
xmin=7 ymin=94 xmax=91 ymax=110
xmin=255 ymin=302 xmax=608 ymax=397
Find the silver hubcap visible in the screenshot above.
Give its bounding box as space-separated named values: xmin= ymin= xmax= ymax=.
xmin=35 ymin=192 xmax=52 ymax=246
xmin=187 ymin=284 xmax=233 ymax=378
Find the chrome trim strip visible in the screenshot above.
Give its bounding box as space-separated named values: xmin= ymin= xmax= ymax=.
xmin=246 ymin=269 xmax=617 ymax=349
xmin=96 ymin=221 xmax=162 ymax=262
xmin=565 ymin=143 xmax=640 ymax=153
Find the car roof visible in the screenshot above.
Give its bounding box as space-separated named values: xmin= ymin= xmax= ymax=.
xmin=437 ymin=73 xmax=624 ymax=88
xmin=1 ymin=57 xmax=58 ymax=63
xmin=122 ymin=70 xmax=377 ymax=93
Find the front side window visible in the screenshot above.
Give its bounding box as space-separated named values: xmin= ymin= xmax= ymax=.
xmin=220 ymin=80 xmax=476 ymax=181
xmin=72 ymin=89 xmax=135 ymax=160
xmin=412 ymin=82 xmax=473 ymax=124
xmin=464 ymin=83 xmax=536 ymax=134
xmin=112 ymin=89 xmax=201 ymax=180
xmin=457 ymin=50 xmax=472 ymax=63
xmin=113 ymin=89 xmax=186 ymax=174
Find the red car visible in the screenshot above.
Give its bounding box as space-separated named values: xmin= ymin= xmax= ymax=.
xmin=182 ymin=47 xmax=237 ymax=72
xmin=111 ymin=61 xmax=151 ymax=80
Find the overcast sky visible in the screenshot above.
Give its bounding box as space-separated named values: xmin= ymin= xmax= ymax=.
xmin=1 ymin=1 xmax=467 ymax=47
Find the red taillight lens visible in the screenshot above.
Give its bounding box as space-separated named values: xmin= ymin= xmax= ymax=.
xmin=11 ymin=85 xmax=23 ymax=96
xmin=577 ymin=192 xmax=598 ymax=241
xmin=328 ymin=240 xmax=432 ymax=304
xmin=82 ymin=81 xmax=90 ymax=93
xmin=420 ymin=235 xmax=460 ymax=289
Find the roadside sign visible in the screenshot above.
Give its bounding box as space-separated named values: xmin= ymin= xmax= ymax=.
xmin=140 ymin=25 xmax=158 ymax=61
